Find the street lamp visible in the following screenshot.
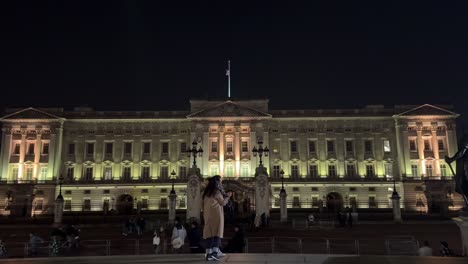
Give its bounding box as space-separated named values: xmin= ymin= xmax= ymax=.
xmin=252 ymin=140 xmax=269 ymax=166
xmin=170 ymin=169 xmax=176 ymax=195
xmin=57 ymin=174 xmax=64 ymax=199
xmin=280 ymin=169 xmax=285 ymax=193
xmin=186 ymin=140 xmax=203 ymax=167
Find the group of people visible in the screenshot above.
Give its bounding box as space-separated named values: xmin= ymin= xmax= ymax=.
xmin=152 ymin=176 xmax=246 ymax=261
xmin=30 ymin=225 xmax=81 ymax=257
xmin=122 ymin=216 xmax=146 ymax=236
xmin=417 ymin=241 xmax=455 ymax=257
xmin=337 ymin=211 xmax=353 ymax=228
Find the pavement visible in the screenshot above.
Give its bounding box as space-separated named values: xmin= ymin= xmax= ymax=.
xmin=0 ymin=254 xmax=466 ymax=264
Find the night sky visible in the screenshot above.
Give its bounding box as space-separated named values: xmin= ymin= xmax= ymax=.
xmin=1 ymin=2 xmax=467 ymax=127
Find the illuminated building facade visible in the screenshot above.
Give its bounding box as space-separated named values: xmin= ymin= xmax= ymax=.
xmin=0 ymin=99 xmax=464 ymax=216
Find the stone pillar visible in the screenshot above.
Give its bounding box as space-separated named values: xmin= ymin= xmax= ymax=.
xmin=186 ymin=166 xmax=202 ymax=223
xmin=234 ymin=130 xmax=240 ymax=177
xmin=391 ymin=188 xmax=402 ymax=223
xmin=34 ymin=133 xmax=42 ymax=181
xmin=453 ymin=215 xmax=468 ymax=257
xmin=416 ymin=128 xmax=425 ymax=177
xmin=430 ymin=127 xmax=440 ymax=176
xmin=52 ymin=123 xmax=64 ymax=180
xmin=0 ymin=128 xmax=12 ymax=180
xmin=54 ymin=193 xmax=64 ymax=227
xmin=168 ymin=188 xmax=177 ymax=224
xmin=280 ymin=189 xmax=287 ymax=222
xmin=255 ymin=165 xmax=270 ymax=220
xmin=394 ymin=119 xmax=406 ymax=177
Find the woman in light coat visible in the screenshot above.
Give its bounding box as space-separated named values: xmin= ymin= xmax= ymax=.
xmin=202 ymin=176 xmax=231 ymax=261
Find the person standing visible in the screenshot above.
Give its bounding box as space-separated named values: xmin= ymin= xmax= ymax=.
xmin=187 ymin=222 xmax=203 ymax=253
xmin=223 ymin=225 xmax=246 ymax=253
xmin=171 ymin=217 xmax=187 ymax=253
xmin=153 ymin=230 xmax=160 ymax=254
xmin=28 ymin=233 xmax=44 ymax=257
xmin=347 ymin=212 xmax=353 ymax=228
xmin=157 ymin=226 xmax=168 ymax=254
xmin=0 ymin=239 xmax=7 ymax=258
xmin=202 ymin=176 xmax=232 ymax=261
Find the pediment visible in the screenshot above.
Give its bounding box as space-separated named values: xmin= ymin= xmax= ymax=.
xmin=397 ymin=104 xmax=457 ymax=117
xmin=187 ymin=101 xmax=271 ymax=120
xmin=1 ymin=108 xmax=63 ymax=121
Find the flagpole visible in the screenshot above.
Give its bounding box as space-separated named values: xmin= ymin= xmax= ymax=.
xmin=227 ymin=60 xmax=231 ymax=98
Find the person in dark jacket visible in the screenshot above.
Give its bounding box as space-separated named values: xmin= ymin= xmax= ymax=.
xmin=222 ymin=225 xmax=245 ymax=253
xmin=187 ymin=222 xmax=203 ymax=253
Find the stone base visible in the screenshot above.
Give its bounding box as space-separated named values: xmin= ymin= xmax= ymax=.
xmin=452 ymin=215 xmax=468 ymax=257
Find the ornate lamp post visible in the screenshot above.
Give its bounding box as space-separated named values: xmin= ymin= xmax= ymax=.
xmin=168 ymin=169 xmax=177 ymax=223
xmin=170 ymin=169 xmax=177 ymax=195
xmin=186 ymin=140 xmax=203 ymax=167
xmin=58 ymin=175 xmax=64 ymax=198
xmin=279 ymin=169 xmax=287 ymax=222
xmin=391 ymin=178 xmax=402 ymax=223
xmin=280 ymin=169 xmax=285 ymax=192
xmin=54 ymin=175 xmax=64 ymax=227
xmin=252 ymin=140 xmax=269 ymax=166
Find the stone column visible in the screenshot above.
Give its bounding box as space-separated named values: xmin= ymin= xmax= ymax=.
xmin=394 ymin=119 xmax=406 ymax=177
xmin=53 ymin=124 xmax=64 ymax=179
xmin=235 ymin=130 xmax=240 ymax=177
xmin=416 ymin=128 xmax=425 ymax=177
xmin=391 ymin=188 xmax=402 ymax=223
xmin=0 ymin=129 xmax=12 ymax=180
xmin=186 ymin=166 xmax=202 ymax=223
xmin=431 ymin=127 xmax=441 ymax=176
xmin=255 ymin=165 xmax=270 ymax=220
xmin=34 ymin=133 xmax=42 ymax=181
xmin=453 ymin=215 xmax=468 ymax=257
xmin=219 ymin=130 xmax=225 ymax=176
xmin=19 ymin=132 xmax=26 ymax=181
xmin=280 ymin=189 xmax=287 ymax=222
xmin=168 ymin=187 xmax=177 ymax=224
xmin=54 ymin=193 xmax=64 ymax=227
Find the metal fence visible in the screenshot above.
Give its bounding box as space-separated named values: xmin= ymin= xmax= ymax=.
xmin=2 ymin=236 xmax=418 ymax=258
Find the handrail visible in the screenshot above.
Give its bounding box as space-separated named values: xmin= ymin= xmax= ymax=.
xmin=1 ymin=237 xmax=406 ymax=258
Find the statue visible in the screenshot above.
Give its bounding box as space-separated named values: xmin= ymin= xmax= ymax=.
xmin=445 ymin=136 xmax=468 ymax=210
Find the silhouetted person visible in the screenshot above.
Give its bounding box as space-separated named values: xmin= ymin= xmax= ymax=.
xmin=187 ymin=222 xmax=203 ymax=253
xmin=439 ymin=241 xmax=454 ymax=256
xmin=347 ymin=212 xmax=353 ymax=228
xmin=223 ymin=225 xmax=246 ymax=253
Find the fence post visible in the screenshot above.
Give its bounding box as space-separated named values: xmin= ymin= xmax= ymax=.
xmin=106 ymin=240 xmax=110 ymax=256
xmin=135 ymin=239 xmax=140 ymax=255
xmin=355 ymin=240 xmax=360 ymax=255
xmin=245 ymin=238 xmax=249 ymax=253
xmin=24 ymin=243 xmax=29 ymax=257
xmin=271 ymin=237 xmax=275 ymax=253
xmin=326 ymin=239 xmax=330 ymax=255
xmin=298 ymin=238 xmax=303 ymax=254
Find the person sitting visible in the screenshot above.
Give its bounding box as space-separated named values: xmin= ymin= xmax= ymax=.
xmin=417 ymin=241 xmax=432 ymax=256
xmin=222 ymin=225 xmax=245 ymax=253
xmin=439 ymin=241 xmax=454 ymax=256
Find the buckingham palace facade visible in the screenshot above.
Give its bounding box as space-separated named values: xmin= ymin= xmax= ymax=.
xmin=0 ymin=99 xmax=464 ymax=217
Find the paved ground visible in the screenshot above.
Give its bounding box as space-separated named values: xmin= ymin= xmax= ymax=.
xmin=0 ymin=254 xmax=466 ymax=264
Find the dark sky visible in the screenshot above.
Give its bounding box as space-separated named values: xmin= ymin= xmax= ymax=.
xmin=1 ymin=1 xmax=467 ymax=126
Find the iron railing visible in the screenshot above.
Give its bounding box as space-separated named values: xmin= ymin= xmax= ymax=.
xmin=1 ymin=236 xmax=420 ymax=259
